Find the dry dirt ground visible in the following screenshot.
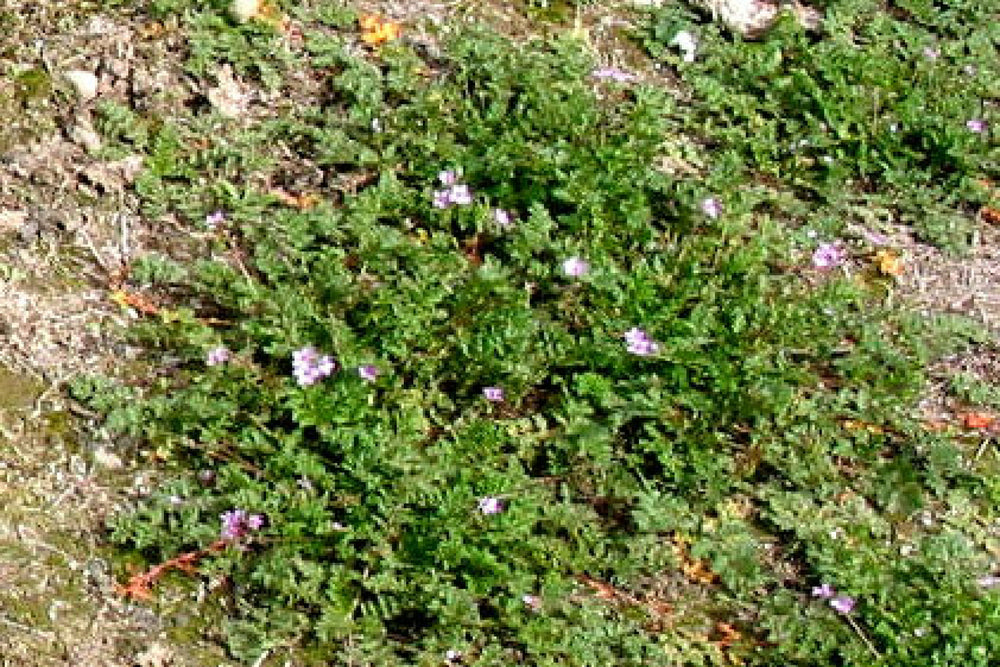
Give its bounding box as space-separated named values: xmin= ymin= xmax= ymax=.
xmin=0 ymin=1 xmax=997 ymax=665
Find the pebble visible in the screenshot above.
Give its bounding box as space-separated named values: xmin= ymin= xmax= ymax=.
xmin=63 ymin=70 xmax=100 ymax=101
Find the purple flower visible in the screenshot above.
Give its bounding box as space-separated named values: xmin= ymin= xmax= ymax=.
xmin=478 ymin=496 xmax=504 ymax=515
xmin=977 ymin=575 xmax=1000 ymax=589
xmin=812 ymin=583 xmax=835 ymax=599
xmin=591 ymin=66 xmax=637 ymax=83
xmin=493 ymin=208 xmax=514 ymax=229
xmin=521 ymin=594 xmax=542 ymax=611
xmin=812 ymin=242 xmax=846 ymax=270
xmin=220 ymin=509 xmax=265 ymax=540
xmin=967 ymin=119 xmax=988 ymax=134
xmin=205 ymin=210 xmax=225 ymax=229
xmin=432 ymin=179 xmax=473 ymax=209
xmin=483 ymin=386 xmax=504 ymax=402
xmin=292 ymin=346 xmax=338 ymax=387
xmin=433 ymin=189 xmax=452 ymax=209
xmin=206 ymin=345 xmax=231 ymax=367
xmin=829 ymin=595 xmax=856 ymax=615
xmin=358 ymin=364 xmax=379 ymax=382
xmin=624 ymin=327 xmax=660 ymax=356
xmin=700 ymin=197 xmax=722 ymax=219
xmin=562 ymin=256 xmax=589 ymax=277
xmin=449 ymin=184 xmax=473 ymax=206
xmin=922 ymin=46 xmax=940 ymax=60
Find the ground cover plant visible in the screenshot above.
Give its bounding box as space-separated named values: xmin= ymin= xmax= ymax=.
xmin=73 ymin=0 xmax=1000 ymax=664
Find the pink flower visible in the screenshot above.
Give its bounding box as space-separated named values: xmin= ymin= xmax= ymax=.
xmin=829 ymin=595 xmax=856 ymax=615
xmin=812 ymin=583 xmax=835 ymax=599
xmin=206 ymin=345 xmax=231 ymax=367
xmin=493 ymin=208 xmax=514 ymax=229
xmin=812 ymin=242 xmax=846 ymax=270
xmin=521 ymin=594 xmax=542 ymax=611
xmin=700 ymin=197 xmax=722 ymax=219
xmin=438 ymin=170 xmax=458 ymax=186
xmin=220 ymin=509 xmax=265 ymax=540
xmin=922 ymin=46 xmax=940 ymax=60
xmin=358 ymin=364 xmax=379 ymax=382
xmin=433 ymin=189 xmax=452 ymax=209
xmin=478 ymin=496 xmax=504 ymax=515
xmin=449 ymin=184 xmax=473 ymax=206
xmin=562 ymin=256 xmax=589 ymax=277
xmin=482 ymin=386 xmax=504 ymax=402
xmin=625 ymin=327 xmax=660 ymax=356
xmin=292 ymin=346 xmax=338 ymax=386
xmin=205 ymin=210 xmax=226 ymax=229
xmin=967 ymin=119 xmax=988 ymax=134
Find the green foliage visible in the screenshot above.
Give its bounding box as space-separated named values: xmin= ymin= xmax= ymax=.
xmin=643 ymin=0 xmax=997 ymax=250
xmin=79 ymin=2 xmax=1000 ymax=665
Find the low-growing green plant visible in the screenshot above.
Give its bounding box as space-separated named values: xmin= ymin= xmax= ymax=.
xmin=76 ymin=2 xmax=1000 ymax=665
xmin=643 ymin=0 xmax=998 ymax=250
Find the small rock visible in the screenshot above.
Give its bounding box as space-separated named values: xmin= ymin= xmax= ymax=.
xmin=68 ymin=121 xmax=103 ymax=152
xmin=207 ymin=64 xmax=250 ymax=118
xmin=92 ymin=446 xmax=124 ymax=470
xmin=231 ymin=0 xmax=263 ymax=23
xmin=136 ymin=641 xmax=174 ymax=667
xmin=0 ymin=209 xmax=28 ymax=234
xmin=63 ymin=70 xmax=100 ymax=101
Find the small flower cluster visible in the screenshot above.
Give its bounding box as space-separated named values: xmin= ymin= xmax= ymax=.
xmin=562 ymin=256 xmax=589 ymax=277
xmin=205 ymin=210 xmax=226 ymax=229
xmin=812 ymin=242 xmax=847 ymax=270
xmin=493 ymin=208 xmax=514 ymax=229
xmin=478 ymin=496 xmax=504 ymax=515
xmin=433 ymin=170 xmax=473 ymax=209
xmin=967 ymin=118 xmax=988 ymax=134
xmin=206 ymin=345 xmax=231 ymax=367
xmin=625 ymin=327 xmax=660 ymax=356
xmin=700 ymin=196 xmax=722 ymax=219
xmin=812 ymin=583 xmax=855 ymax=615
xmin=482 ymin=386 xmax=504 ymax=402
xmin=220 ymin=508 xmax=264 ymax=540
xmin=293 ymin=346 xmax=337 ymax=386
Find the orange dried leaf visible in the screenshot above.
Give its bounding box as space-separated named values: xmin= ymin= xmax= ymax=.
xmin=714 ymin=621 xmax=743 ymax=648
xmin=875 ymin=249 xmax=904 ymax=276
xmin=360 ymin=14 xmax=401 ymax=46
xmin=578 ymin=574 xmax=618 ymax=600
xmin=961 ymin=412 xmax=997 ymax=429
xmin=271 ymin=188 xmax=320 ymax=210
xmin=841 ymin=419 xmax=886 ymax=435
xmin=111 ymin=289 xmax=160 ymax=316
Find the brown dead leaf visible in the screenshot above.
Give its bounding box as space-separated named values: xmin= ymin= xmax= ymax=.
xmin=713 ymin=621 xmax=743 ymax=648
xmin=960 ymin=412 xmax=997 ymax=429
xmin=979 ymin=206 xmax=1000 ymax=225
xmin=270 ymin=188 xmax=320 ymax=210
